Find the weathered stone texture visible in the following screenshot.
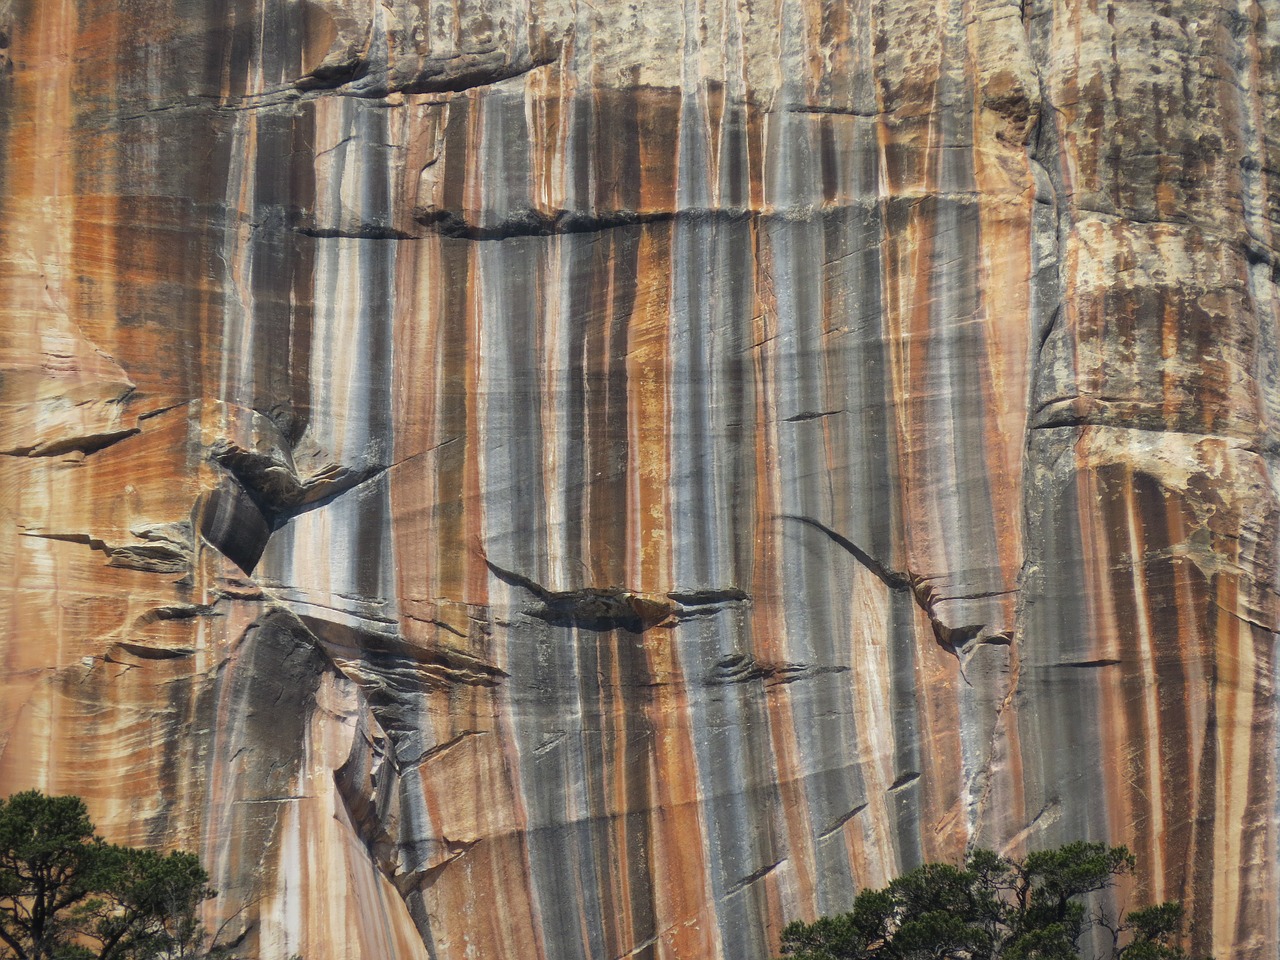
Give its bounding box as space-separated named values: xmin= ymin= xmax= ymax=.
xmin=1 ymin=0 xmax=1278 ymax=958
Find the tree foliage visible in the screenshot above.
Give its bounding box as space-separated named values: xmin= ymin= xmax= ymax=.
xmin=0 ymin=791 xmax=215 ymax=960
xmin=779 ymin=842 xmax=1203 ymax=960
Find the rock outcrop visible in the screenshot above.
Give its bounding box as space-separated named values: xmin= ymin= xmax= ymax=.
xmin=1 ymin=0 xmax=1277 ymax=957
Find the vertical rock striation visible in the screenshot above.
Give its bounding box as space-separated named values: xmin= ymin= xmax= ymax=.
xmin=0 ymin=0 xmax=1277 ymax=957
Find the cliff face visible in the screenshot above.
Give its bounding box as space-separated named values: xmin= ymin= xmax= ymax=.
xmin=1 ymin=0 xmax=1278 ymax=957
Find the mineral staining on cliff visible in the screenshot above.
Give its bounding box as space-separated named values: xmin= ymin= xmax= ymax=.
xmin=1 ymin=0 xmax=1277 ymax=958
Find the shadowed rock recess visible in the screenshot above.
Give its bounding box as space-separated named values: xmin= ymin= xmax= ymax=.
xmin=1 ymin=0 xmax=1278 ymax=957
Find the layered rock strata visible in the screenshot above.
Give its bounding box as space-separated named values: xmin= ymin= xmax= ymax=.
xmin=1 ymin=0 xmax=1278 ymax=957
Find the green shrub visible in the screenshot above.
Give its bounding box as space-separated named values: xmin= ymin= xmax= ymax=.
xmin=779 ymin=842 xmax=1204 ymax=960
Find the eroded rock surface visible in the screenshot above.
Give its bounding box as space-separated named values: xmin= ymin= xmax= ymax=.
xmin=1 ymin=0 xmax=1278 ymax=957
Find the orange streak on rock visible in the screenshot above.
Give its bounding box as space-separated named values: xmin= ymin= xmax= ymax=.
xmin=626 ymin=226 xmax=674 ymax=595
xmin=752 ymin=261 xmax=822 ymax=928
xmin=623 ymin=224 xmax=718 ymax=960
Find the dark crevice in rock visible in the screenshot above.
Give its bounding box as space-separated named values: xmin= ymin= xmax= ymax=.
xmin=665 ymin=588 xmax=751 ymax=622
xmin=107 ymin=642 xmax=195 ymax=662
xmin=420 ymin=202 xmax=966 ymax=243
xmin=136 ymin=400 xmax=191 ymax=421
xmin=786 ymin=104 xmax=882 ymax=118
xmin=2 ymin=427 xmax=140 ymax=458
xmin=706 ymin=654 xmax=788 ymax=685
xmin=284 ymin=595 xmax=397 ymax=627
xmin=1242 ymin=235 xmax=1280 ymax=282
xmin=20 ymin=531 xmax=108 ymax=549
xmin=486 ymin=561 xmax=674 ymax=633
xmin=779 ymin=515 xmax=1004 ymax=655
xmin=274 ymin=465 xmax=385 ymax=520
xmin=298 ymin=54 xmax=559 ymax=99
xmin=293 ymin=57 xmax=371 ymax=93
xmin=294 ymin=225 xmax=419 ymax=241
xmin=134 ymin=602 xmax=220 ymax=625
xmin=114 ymin=93 xmax=292 ymax=123
xmin=395 ymin=56 xmax=559 ymax=95
xmin=665 ymin=587 xmax=751 ymax=607
xmin=888 ymin=771 xmax=921 ymax=793
xmin=403 ymin=611 xmax=469 ymax=639
xmin=704 ymin=653 xmax=849 ymax=687
xmin=111 ymin=84 xmax=371 ymax=123
xmin=931 ymin=591 xmax=1018 ymax=604
xmin=1029 ymin=403 xmax=1272 ymax=453
xmin=979 ymin=632 xmax=1014 ymax=646
xmin=670 ymin=591 xmax=747 ymax=604
xmin=910 ymin=578 xmax=997 ymax=656
xmin=312 ymin=135 xmax=356 ymax=160
xmin=1051 ymin=658 xmax=1121 ymax=669
xmin=928 ymin=620 xmax=986 ymax=648
xmin=817 ymin=803 xmax=869 ymax=839
xmin=779 ymin=514 xmax=911 ymax=590
xmin=724 ymin=858 xmax=785 ymax=896
xmin=668 ymin=607 xmax=749 ymax=623
xmin=532 ymin=732 xmax=568 ymax=756
xmin=933 ymin=588 xmax=1018 ymax=602
xmin=417 ymin=207 xmax=676 ymax=241
xmin=299 ymin=613 xmax=508 ymax=691
xmin=782 ymin=409 xmax=845 ymax=423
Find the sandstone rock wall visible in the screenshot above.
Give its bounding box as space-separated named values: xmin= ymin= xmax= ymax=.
xmin=1 ymin=0 xmax=1278 ymax=957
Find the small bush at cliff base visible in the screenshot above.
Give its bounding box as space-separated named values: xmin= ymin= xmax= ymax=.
xmin=778 ymin=841 xmax=1206 ymax=960
xmin=0 ymin=790 xmax=215 ymax=960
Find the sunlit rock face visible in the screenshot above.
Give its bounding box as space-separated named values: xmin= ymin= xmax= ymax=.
xmin=2 ymin=0 xmax=1278 ymax=957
